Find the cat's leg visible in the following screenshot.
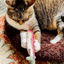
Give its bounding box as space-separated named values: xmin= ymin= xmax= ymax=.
xmin=32 ymin=25 xmax=41 ymax=52
xmin=50 ymin=17 xmax=64 ymax=44
xmin=50 ymin=12 xmax=64 ymax=44
xmin=34 ymin=32 xmax=41 ymax=52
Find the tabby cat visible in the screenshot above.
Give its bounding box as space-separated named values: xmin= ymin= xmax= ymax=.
xmin=6 ymin=0 xmax=64 ymax=52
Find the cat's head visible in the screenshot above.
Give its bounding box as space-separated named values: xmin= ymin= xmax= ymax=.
xmin=6 ymin=0 xmax=35 ymax=24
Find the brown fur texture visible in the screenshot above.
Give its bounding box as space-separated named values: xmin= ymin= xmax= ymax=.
xmin=34 ymin=0 xmax=64 ymax=30
xmin=7 ymin=0 xmax=64 ymax=30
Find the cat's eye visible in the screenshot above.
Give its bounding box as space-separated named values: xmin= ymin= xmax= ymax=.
xmin=28 ymin=14 xmax=33 ymax=17
xmin=23 ymin=18 xmax=29 ymax=21
xmin=22 ymin=14 xmax=33 ymax=22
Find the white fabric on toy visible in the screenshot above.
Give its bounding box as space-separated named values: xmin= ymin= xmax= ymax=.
xmin=20 ymin=32 xmax=41 ymax=53
xmin=20 ymin=32 xmax=27 ymax=48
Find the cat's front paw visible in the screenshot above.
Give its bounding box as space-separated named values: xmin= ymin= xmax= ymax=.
xmin=50 ymin=39 xmax=57 ymax=44
xmin=34 ymin=40 xmax=41 ymax=52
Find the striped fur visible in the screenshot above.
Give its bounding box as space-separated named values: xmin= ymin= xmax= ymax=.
xmin=34 ymin=0 xmax=64 ymax=30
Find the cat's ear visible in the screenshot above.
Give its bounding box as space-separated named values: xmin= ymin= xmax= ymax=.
xmin=27 ymin=0 xmax=35 ymax=6
xmin=6 ymin=0 xmax=16 ymax=7
xmin=24 ymin=0 xmax=35 ymax=6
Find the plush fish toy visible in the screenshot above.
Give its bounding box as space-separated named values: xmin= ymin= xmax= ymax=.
xmin=26 ymin=30 xmax=35 ymax=64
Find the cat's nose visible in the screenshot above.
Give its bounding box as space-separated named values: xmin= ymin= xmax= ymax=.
xmin=19 ymin=19 xmax=24 ymax=22
xmin=19 ymin=19 xmax=25 ymax=25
